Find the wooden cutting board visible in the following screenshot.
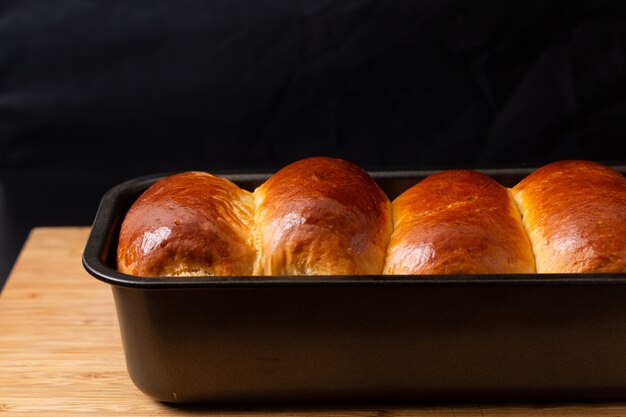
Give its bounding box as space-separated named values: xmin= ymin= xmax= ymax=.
xmin=1 ymin=227 xmax=626 ymax=416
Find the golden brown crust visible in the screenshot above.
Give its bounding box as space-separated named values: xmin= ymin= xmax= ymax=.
xmin=512 ymin=160 xmax=626 ymax=273
xmin=384 ymin=170 xmax=535 ymax=275
xmin=253 ymin=157 xmax=392 ymax=275
xmin=117 ymin=172 xmax=256 ymax=277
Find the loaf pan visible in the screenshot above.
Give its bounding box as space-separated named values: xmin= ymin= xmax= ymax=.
xmin=82 ymin=165 xmax=626 ymax=403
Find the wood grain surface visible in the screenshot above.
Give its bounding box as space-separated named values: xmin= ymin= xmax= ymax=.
xmin=1 ymin=227 xmax=626 ymax=416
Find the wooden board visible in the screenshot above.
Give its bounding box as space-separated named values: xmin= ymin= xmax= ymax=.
xmin=1 ymin=227 xmax=626 ymax=416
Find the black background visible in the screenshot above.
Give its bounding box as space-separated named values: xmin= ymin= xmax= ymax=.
xmin=1 ymin=0 xmax=626 ymax=289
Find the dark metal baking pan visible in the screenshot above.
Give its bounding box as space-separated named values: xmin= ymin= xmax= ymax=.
xmin=82 ymin=166 xmax=626 ymax=403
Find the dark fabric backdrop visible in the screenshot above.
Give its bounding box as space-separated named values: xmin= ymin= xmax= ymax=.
xmin=1 ymin=0 xmax=626 ymax=287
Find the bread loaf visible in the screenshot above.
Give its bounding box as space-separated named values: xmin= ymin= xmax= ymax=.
xmin=117 ymin=172 xmax=256 ymax=276
xmin=512 ymin=160 xmax=626 ymax=273
xmin=117 ymin=159 xmax=625 ymax=277
xmin=253 ymin=157 xmax=392 ymax=275
xmin=384 ymin=170 xmax=535 ymax=274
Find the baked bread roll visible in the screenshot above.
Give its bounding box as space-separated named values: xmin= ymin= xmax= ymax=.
xmin=117 ymin=172 xmax=256 ymax=276
xmin=384 ymin=170 xmax=535 ymax=275
xmin=253 ymin=157 xmax=392 ymax=275
xmin=512 ymin=160 xmax=626 ymax=273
